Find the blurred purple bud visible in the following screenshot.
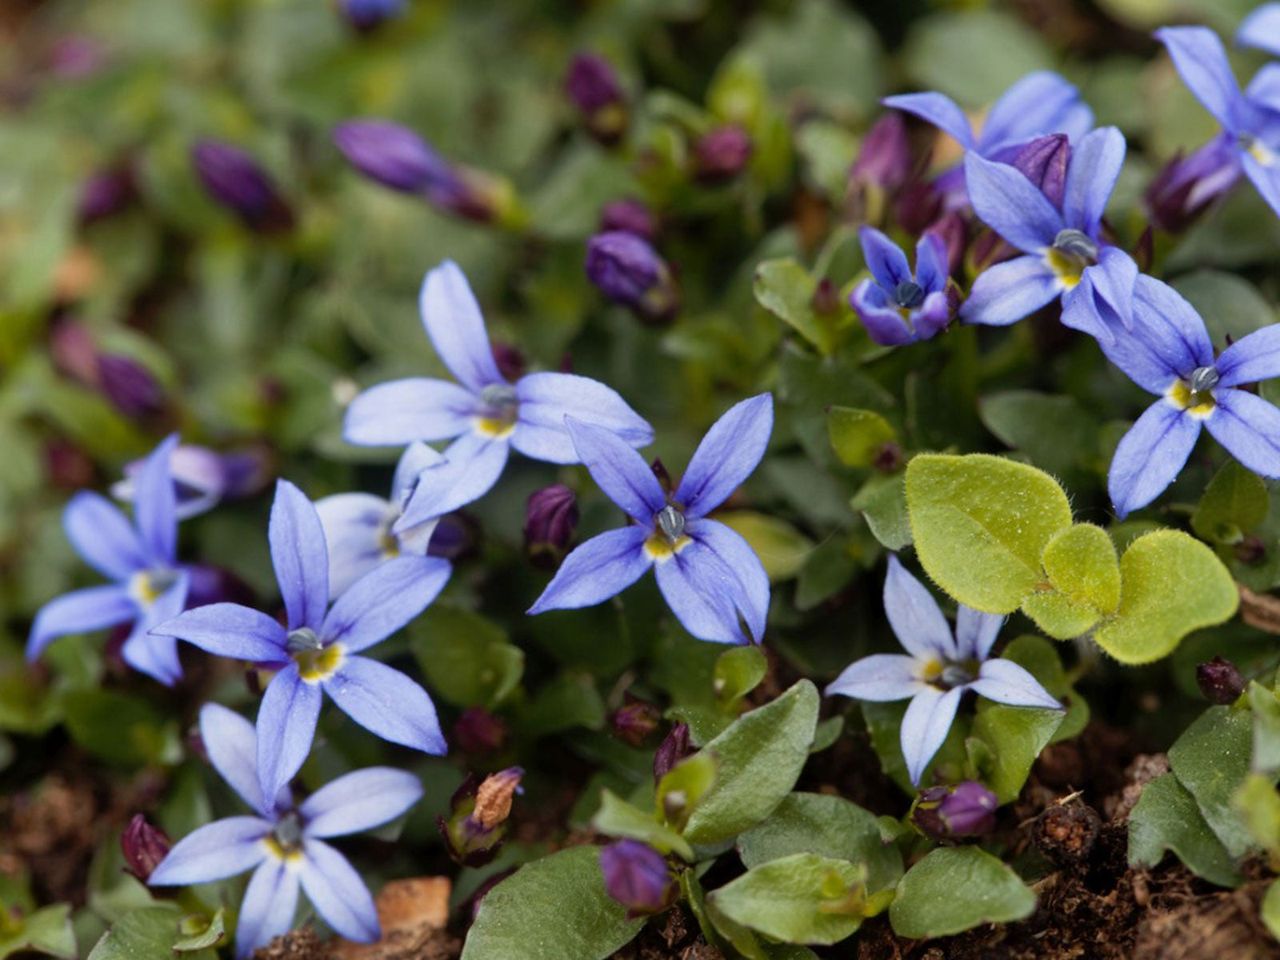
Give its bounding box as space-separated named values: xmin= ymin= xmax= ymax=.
xmin=191 ymin=140 xmax=294 ymax=234
xmin=491 ymin=342 xmax=527 ymax=383
xmin=611 ymin=698 xmax=660 ymax=747
xmin=1011 ymin=134 xmax=1070 ymax=210
xmin=333 ymin=119 xmax=452 ymax=194
xmin=851 ymin=113 xmax=912 ymax=193
xmin=338 ymin=0 xmax=406 ymax=32
xmin=43 ymin=439 xmax=96 ymax=491
xmin=1196 ymin=656 xmax=1245 ymax=704
xmin=121 ymin=814 xmax=170 ymax=881
xmin=453 ymin=707 xmax=509 ymax=755
xmin=912 ymin=781 xmax=998 ymax=840
xmin=811 ymin=277 xmax=839 ymax=316
xmin=652 ymin=722 xmax=692 ymax=783
xmin=78 ymin=166 xmax=137 ymax=224
xmin=1145 ymin=133 xmax=1241 ymax=233
xmin=524 ymin=484 xmax=579 ymax=567
xmin=49 ymin=320 xmax=100 ymax=385
xmin=585 ymin=231 xmax=679 ymax=323
xmin=694 ymin=125 xmax=753 ymax=183
xmin=926 ymin=212 xmax=967 ymax=275
xmin=97 ymin=355 xmax=165 ymax=419
xmin=427 ymin=512 xmax=480 ymax=562
xmin=565 ymin=54 xmax=628 ymax=145
xmin=894 ymin=178 xmax=944 ymax=235
xmin=48 ymin=36 xmax=108 ymax=79
xmin=600 ymin=198 xmax=656 ymax=241
xmin=599 ymin=840 xmax=674 ymax=916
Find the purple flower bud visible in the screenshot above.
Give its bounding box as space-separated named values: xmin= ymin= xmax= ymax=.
xmin=652 ymin=722 xmax=692 ymax=783
xmin=912 ymin=781 xmax=998 ymax=840
xmin=600 ymin=198 xmax=656 ymax=241
xmin=524 ymin=484 xmax=579 ymax=567
xmin=78 ymin=166 xmax=136 ymax=224
xmin=427 ymin=512 xmax=479 ymax=562
xmin=851 ymin=113 xmax=912 ymax=193
xmin=49 ymin=320 xmax=99 ymax=385
xmin=1011 ymin=134 xmax=1070 ymax=211
xmin=926 ymin=211 xmax=968 ymax=275
xmin=694 ymin=125 xmax=753 ymax=183
xmin=1145 ymin=133 xmax=1241 ymax=233
xmin=1196 ymin=656 xmax=1245 ymax=704
xmin=425 ymin=166 xmax=510 ymax=224
xmin=43 ymin=439 xmax=96 ymax=491
xmin=338 ymin=0 xmax=406 ymax=33
xmin=611 ymin=698 xmax=660 ymax=747
xmin=438 ymin=768 xmax=523 ymax=867
xmin=190 ymin=140 xmax=294 ymax=234
xmin=894 ymin=178 xmax=943 ymax=235
xmin=48 ymin=36 xmax=108 ymax=79
xmin=97 ymin=354 xmax=165 ymax=419
xmin=565 ymin=54 xmax=628 ymax=145
xmin=599 ymin=840 xmax=674 ymax=916
xmin=121 ymin=814 xmax=170 ymax=881
xmin=491 ymin=342 xmax=527 ymax=383
xmin=453 ymin=707 xmax=509 ymax=755
xmin=585 ymin=231 xmax=679 ymax=324
xmin=333 ymin=120 xmax=453 ymax=194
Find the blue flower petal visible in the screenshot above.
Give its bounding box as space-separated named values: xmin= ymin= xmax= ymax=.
xmin=675 ymin=393 xmax=773 ymax=518
xmin=954 ymin=606 xmax=1004 ymax=661
xmin=1239 ymin=5 xmax=1280 ymax=59
xmin=564 ymin=418 xmax=666 ymax=523
xmin=256 ymin=664 xmax=323 ymax=803
xmin=121 ymin=573 xmax=188 ymax=686
xmin=1085 ymin=246 xmax=1138 ymax=331
xmin=653 ymin=540 xmax=749 ymax=645
xmin=150 ymin=602 xmax=288 ymax=663
xmin=324 ymin=655 xmax=446 ymax=755
xmin=915 ymin=231 xmax=949 ymax=294
xmin=321 ymin=555 xmax=450 ymax=654
xmin=393 ymin=431 xmax=509 ymax=531
xmin=27 ymin=584 xmax=135 ymax=663
xmin=300 ymin=767 xmax=423 ymax=839
xmin=825 ymin=653 xmax=925 ymax=702
xmin=1205 ymin=389 xmax=1280 ymax=478
xmin=851 ymin=280 xmax=915 ymax=346
xmin=960 ymin=256 xmax=1059 ymax=327
xmin=511 ymin=372 xmax=653 ymax=464
xmin=1108 ymin=401 xmax=1200 ymax=519
xmin=200 ymin=703 xmax=268 ymax=816
xmin=687 ymin=519 xmax=770 ymax=643
xmin=528 ymin=526 xmax=652 ymax=613
xmin=63 ymin=492 xmax=146 ymax=581
xmin=391 ymin=441 xmax=447 ymax=506
xmin=859 ymin=226 xmax=912 ymax=290
xmin=314 ymin=492 xmax=391 ymax=598
xmin=911 ymin=291 xmax=952 ymax=341
xmin=963 ymin=152 xmax=1063 ymax=254
xmin=419 ymin=260 xmax=506 ymax=393
xmin=970 ymin=658 xmax=1063 ymax=709
xmin=880 ymin=93 xmax=974 ymax=149
xmin=1242 ymin=152 xmax=1280 ymax=219
xmin=1156 ymin=26 xmax=1246 ymax=132
xmin=343 ymin=378 xmax=477 ymax=446
xmin=133 ymin=434 xmax=180 ymax=566
xmin=234 ymin=858 xmax=300 ymax=960
xmin=148 ymin=816 xmax=271 ymax=886
xmin=1217 ymin=324 xmax=1280 ymax=388
xmin=883 ymin=555 xmax=957 ymax=661
xmin=1098 ymin=276 xmax=1213 ymax=394
xmin=269 ymin=480 xmax=330 ymax=632
xmin=1246 ymin=63 xmax=1280 ymax=108
xmin=901 ymin=686 xmax=963 ymax=786
xmin=979 ymin=71 xmax=1091 ymax=154
xmin=1063 ymin=127 xmax=1125 ymax=237
xmin=299 ymin=839 xmax=380 ymax=943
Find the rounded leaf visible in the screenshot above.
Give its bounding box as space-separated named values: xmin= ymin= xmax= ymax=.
xmin=888 ymin=847 xmax=1035 ymax=939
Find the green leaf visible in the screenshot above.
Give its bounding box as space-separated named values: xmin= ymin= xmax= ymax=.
xmin=905 ymin=454 xmax=1073 ymax=613
xmin=1040 ymin=523 xmax=1121 ymax=615
xmin=714 ymin=646 xmax=768 ymax=709
xmin=737 ymin=793 xmax=902 ymax=894
xmin=968 ymin=702 xmax=1064 ymax=804
xmin=1235 ymin=773 xmax=1280 ymax=856
xmin=979 ymin=391 xmax=1099 ymax=477
xmin=682 ymin=681 xmax=821 ymax=846
xmin=409 ymin=606 xmax=524 ymax=709
xmin=888 ymin=847 xmax=1036 ymax=939
xmin=1251 ymin=683 xmax=1280 ymax=774
xmin=828 ymin=408 xmax=896 ymax=469
xmin=1173 ymin=270 xmax=1277 ymax=344
xmin=61 ymin=691 xmax=180 ymax=767
xmin=656 ymin=753 xmax=718 ymax=833
xmin=520 ymin=672 xmax=606 ymax=738
xmin=1168 ymin=705 xmax=1258 ymax=858
xmin=1128 ymin=773 xmax=1243 ymax=888
xmin=87 ymin=906 xmax=214 ymax=960
xmin=754 ymin=258 xmax=833 ymax=355
xmin=708 ymin=853 xmax=871 ymax=946
xmin=461 ymin=846 xmax=644 ymax=960
xmin=0 ymin=904 xmax=75 ymax=960
xmin=1020 ymin=590 xmax=1102 ymax=641
xmin=851 ymin=472 xmax=912 ymax=551
xmin=1263 ymin=880 xmax=1280 ymax=941
xmin=592 ymin=790 xmax=694 ymax=862
xmin=999 ymin=636 xmax=1089 ymax=743
xmin=1192 ymin=461 xmax=1269 ymax=547
xmin=1093 ymin=531 xmax=1239 ymax=664
xmin=903 ymin=10 xmax=1051 ymax=104
xmin=172 ymin=909 xmax=225 ymax=953
xmin=717 ymin=511 xmax=813 ymax=582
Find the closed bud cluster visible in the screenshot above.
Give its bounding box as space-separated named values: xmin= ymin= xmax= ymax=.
xmin=652 ymin=722 xmax=692 ymax=782
xmin=611 ymin=698 xmax=660 ymax=746
xmin=693 ymin=125 xmax=753 ymax=183
xmin=190 ymin=140 xmax=294 ymax=234
xmin=121 ymin=814 xmax=170 ymax=882
xmin=1196 ymin=656 xmax=1245 ymax=704
xmin=337 ymin=0 xmax=406 ymax=33
xmin=564 ymin=54 xmax=628 ymax=146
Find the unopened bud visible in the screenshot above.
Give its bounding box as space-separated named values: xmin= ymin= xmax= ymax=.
xmin=524 ymin=484 xmax=579 ymax=567
xmin=191 ymin=140 xmax=294 ymax=234
xmin=333 ymin=119 xmax=453 ymax=194
xmin=437 ymin=768 xmax=523 ymax=867
xmin=694 ymin=125 xmax=752 ymax=183
xmin=78 ymin=166 xmax=137 ymax=225
xmin=97 ymin=354 xmax=165 ymax=419
xmin=600 ymin=198 xmax=656 ymax=241
xmin=850 ymin=112 xmax=912 ymax=194
xmin=453 ymin=707 xmax=509 ymax=755
xmin=491 ymin=342 xmax=527 ymax=383
xmin=599 ymin=840 xmax=675 ymax=917
xmin=1196 ymin=656 xmax=1245 ymax=704
xmin=912 ymin=781 xmax=997 ymax=840
xmin=585 ymin=231 xmax=679 ymax=324
xmin=652 ymin=722 xmax=692 ymax=783
xmin=611 ymin=699 xmax=660 ymax=747
xmin=121 ymin=814 xmax=170 ymax=882
xmin=1145 ymin=134 xmax=1240 ymax=234
xmin=337 ymin=0 xmax=405 ymax=33
xmin=565 ymin=54 xmax=627 ymax=145
xmin=1011 ymin=134 xmax=1070 ymax=210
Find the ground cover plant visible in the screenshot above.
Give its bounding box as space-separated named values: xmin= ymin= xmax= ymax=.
xmin=5 ymin=0 xmax=1280 ymax=957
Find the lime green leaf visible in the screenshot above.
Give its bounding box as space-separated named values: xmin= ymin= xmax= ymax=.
xmin=409 ymin=606 xmax=524 ymax=709
xmin=999 ymin=636 xmax=1089 ymax=743
xmin=714 ymin=646 xmax=768 ymax=709
xmin=0 ymin=904 xmax=75 ymax=960
xmin=852 ymin=472 xmax=912 ymax=551
xmin=656 ymin=753 xmax=718 ymax=833
xmin=905 ymin=454 xmax=1073 ymax=613
xmin=708 ymin=853 xmax=872 ymax=946
xmin=173 ymin=909 xmax=225 ymax=953
xmin=592 ymin=790 xmax=694 ymax=862
xmin=737 ymin=793 xmax=902 ymax=894
xmin=888 ymin=847 xmax=1036 ymax=939
xmin=1020 ymin=590 xmax=1102 ymax=641
xmin=87 ymin=906 xmax=214 ymax=960
xmin=717 ymin=511 xmax=813 ymax=582
xmin=754 ymin=258 xmax=832 ymax=355
xmin=1093 ymin=531 xmax=1239 ymax=664
xmin=461 ymin=847 xmax=644 ymax=960
xmin=682 ymin=681 xmax=820 ymax=846
xmin=1128 ymin=773 xmax=1243 ymax=888
xmin=1235 ymin=773 xmax=1280 ymax=856
xmin=1192 ymin=461 xmax=1269 ymax=547
xmin=1263 ymin=880 xmax=1280 ymax=941
xmin=1040 ymin=523 xmax=1121 ymax=614
xmin=968 ymin=702 xmax=1064 ymax=804
xmin=520 ymin=672 xmax=606 ymax=738
xmin=828 ymin=408 xmax=896 ymax=469
xmin=1168 ymin=705 xmax=1258 ymax=858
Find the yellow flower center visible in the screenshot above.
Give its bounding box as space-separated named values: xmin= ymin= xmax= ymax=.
xmin=286 ymin=629 xmax=346 ymax=683
xmin=128 ymin=569 xmax=179 ymax=607
xmin=644 ymin=504 xmax=691 ymax=562
xmin=1166 ymin=368 xmax=1218 ymax=420
xmin=474 ymin=384 xmax=519 ymax=439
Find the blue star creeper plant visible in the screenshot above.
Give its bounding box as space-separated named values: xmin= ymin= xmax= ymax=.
xmin=315 ymin=441 xmax=447 ymax=597
xmin=826 ymin=556 xmax=1062 ymax=785
xmin=1098 ymin=275 xmax=1280 ymax=518
xmin=27 ymin=434 xmax=190 ymax=686
xmin=850 ymin=226 xmax=953 ymax=346
xmin=528 ymin=394 xmax=773 ymax=645
xmin=149 ymin=703 xmax=423 ymax=957
xmin=151 ymin=479 xmax=450 ymax=800
xmin=342 ymin=259 xmax=653 ymax=525
xmin=1156 ymin=26 xmax=1280 ymax=218
xmin=883 ymin=71 xmax=1093 ymax=206
xmin=959 ymin=127 xmax=1137 ymax=340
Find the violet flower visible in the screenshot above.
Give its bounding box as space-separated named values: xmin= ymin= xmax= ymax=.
xmin=343 ymin=260 xmax=653 ymax=526
xmin=850 ymin=226 xmax=952 ymax=346
xmin=151 ymin=480 xmax=450 ymax=800
xmin=1097 ymin=276 xmax=1280 ymax=517
xmin=529 ymin=394 xmax=772 ymax=645
xmin=826 ymin=556 xmax=1061 ymax=785
xmin=149 ymin=704 xmax=422 ymax=957
xmin=27 ymin=435 xmax=189 ymax=685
